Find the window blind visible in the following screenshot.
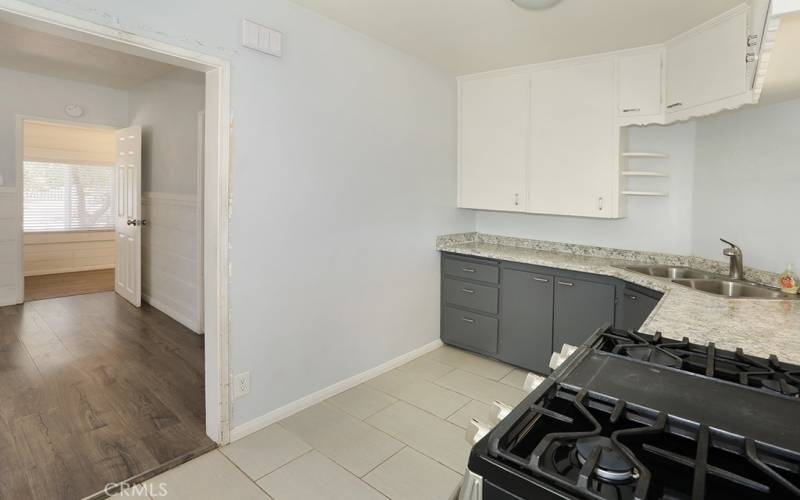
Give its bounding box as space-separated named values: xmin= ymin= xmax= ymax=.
xmin=24 ymin=161 xmax=115 ymax=232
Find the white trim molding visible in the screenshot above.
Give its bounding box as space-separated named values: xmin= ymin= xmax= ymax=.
xmin=0 ymin=0 xmax=233 ymax=444
xmin=0 ymin=189 xmax=18 ymax=306
xmin=229 ymin=340 xmax=444 ymax=442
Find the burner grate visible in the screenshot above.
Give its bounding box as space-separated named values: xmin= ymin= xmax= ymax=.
xmin=595 ymin=328 xmax=800 ymax=398
xmin=489 ymin=384 xmax=800 ymax=499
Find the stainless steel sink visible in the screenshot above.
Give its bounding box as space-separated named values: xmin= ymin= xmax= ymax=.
xmin=623 ymin=265 xmax=718 ymax=280
xmin=671 ymin=279 xmax=796 ymax=300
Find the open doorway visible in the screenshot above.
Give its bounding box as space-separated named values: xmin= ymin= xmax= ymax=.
xmin=20 ymin=119 xmax=119 ymax=301
xmin=0 ymin=2 xmax=231 ymax=498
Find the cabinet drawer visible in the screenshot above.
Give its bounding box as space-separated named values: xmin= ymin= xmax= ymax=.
xmin=443 ymin=256 xmax=499 ymax=284
xmin=444 ymin=278 xmax=499 ymax=314
xmin=443 ymin=307 xmax=498 ymax=355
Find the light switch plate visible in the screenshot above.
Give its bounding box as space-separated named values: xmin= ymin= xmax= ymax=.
xmin=242 ymin=19 xmax=283 ymax=57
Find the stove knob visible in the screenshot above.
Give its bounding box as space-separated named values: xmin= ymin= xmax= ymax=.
xmin=490 ymin=400 xmax=514 ymax=424
xmin=523 ymin=373 xmax=546 ymax=392
xmin=549 ymin=344 xmax=578 ymax=370
xmin=560 ymin=343 xmax=578 ymax=358
xmin=549 ymin=351 xmax=567 ymax=370
xmin=465 ymin=418 xmax=492 ymax=445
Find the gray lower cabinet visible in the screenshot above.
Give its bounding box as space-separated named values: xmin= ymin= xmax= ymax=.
xmin=441 ymin=252 xmax=661 ymax=373
xmin=498 ymin=268 xmax=554 ymax=373
xmin=553 ymin=276 xmax=616 ymax=350
xmin=442 ymin=306 xmax=498 ymax=355
xmin=620 ymin=284 xmax=662 ymax=331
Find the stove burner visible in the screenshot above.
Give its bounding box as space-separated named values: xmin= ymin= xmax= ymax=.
xmin=575 ymin=436 xmax=636 ymax=482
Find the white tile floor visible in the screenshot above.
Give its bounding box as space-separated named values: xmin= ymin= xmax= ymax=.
xmin=119 ymin=345 xmax=527 ymax=499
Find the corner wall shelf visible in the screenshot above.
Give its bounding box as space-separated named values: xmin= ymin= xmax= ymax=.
xmin=621 ymin=171 xmax=668 ymax=177
xmin=622 ymin=190 xmax=669 ymax=197
xmin=622 ymin=152 xmax=669 ymax=159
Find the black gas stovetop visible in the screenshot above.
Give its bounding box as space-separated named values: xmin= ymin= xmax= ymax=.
xmin=466 ymin=327 xmax=800 ymax=500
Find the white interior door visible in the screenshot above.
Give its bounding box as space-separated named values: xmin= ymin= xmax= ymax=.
xmin=114 ymin=126 xmax=143 ymax=307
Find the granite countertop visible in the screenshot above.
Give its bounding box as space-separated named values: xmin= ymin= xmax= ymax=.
xmin=437 ymin=233 xmax=800 ymax=364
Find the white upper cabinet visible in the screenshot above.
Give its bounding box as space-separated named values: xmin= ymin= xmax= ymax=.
xmin=529 ymin=58 xmax=620 ymax=218
xmin=458 ymin=72 xmax=530 ymax=212
xmin=666 ymin=7 xmax=748 ymax=118
xmin=618 ymin=48 xmax=664 ymax=125
xmin=455 ymin=3 xmax=774 ymax=218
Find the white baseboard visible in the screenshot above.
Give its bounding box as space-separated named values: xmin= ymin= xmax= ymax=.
xmin=229 ymin=339 xmax=444 ymax=442
xmin=142 ymin=293 xmax=201 ymax=333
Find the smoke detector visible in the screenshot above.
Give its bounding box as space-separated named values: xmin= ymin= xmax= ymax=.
xmin=511 ymin=0 xmax=563 ymax=10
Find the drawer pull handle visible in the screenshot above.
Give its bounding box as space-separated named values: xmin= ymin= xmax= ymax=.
xmin=533 ymin=277 xmax=549 ymax=283
xmin=461 ymin=317 xmax=475 ymax=324
xmin=461 ymin=267 xmax=476 ymax=273
xmin=625 ymin=294 xmax=638 ymax=301
xmin=460 ymin=288 xmax=476 ymax=294
xmin=557 ymin=281 xmax=574 ymax=287
xmin=622 ymin=108 xmax=641 ymax=113
xmin=667 ymin=102 xmax=683 ymax=109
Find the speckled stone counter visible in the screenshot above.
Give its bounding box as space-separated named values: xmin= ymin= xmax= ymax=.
xmin=437 ymin=233 xmax=800 ymax=364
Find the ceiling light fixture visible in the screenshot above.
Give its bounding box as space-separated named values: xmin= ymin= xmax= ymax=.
xmin=510 ymin=0 xmax=563 ymax=10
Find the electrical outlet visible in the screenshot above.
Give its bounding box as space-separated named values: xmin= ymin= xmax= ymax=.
xmin=233 ymin=372 xmax=250 ymax=399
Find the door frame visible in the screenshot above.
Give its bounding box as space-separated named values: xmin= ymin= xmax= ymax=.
xmin=1 ymin=0 xmax=233 ymax=444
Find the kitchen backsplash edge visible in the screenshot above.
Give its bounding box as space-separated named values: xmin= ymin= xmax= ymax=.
xmin=436 ymin=232 xmax=780 ymax=288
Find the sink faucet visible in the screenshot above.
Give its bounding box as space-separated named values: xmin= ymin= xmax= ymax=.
xmin=720 ymin=238 xmax=744 ymax=280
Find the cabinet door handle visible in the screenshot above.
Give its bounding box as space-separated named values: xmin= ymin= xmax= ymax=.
xmin=461 ymin=267 xmax=476 ymax=273
xmin=557 ymin=281 xmax=574 ymax=287
xmin=533 ymin=277 xmax=549 ymax=283
xmin=625 ymin=293 xmax=638 ymax=301
xmin=461 ymin=317 xmax=475 ymax=324
xmin=622 ymin=108 xmax=641 ymax=113
xmin=514 ymin=193 xmax=520 ymax=207
xmin=598 ymin=197 xmax=604 ymax=212
xmin=460 ymin=288 xmax=476 ymax=294
xmin=667 ymin=102 xmax=683 ymax=109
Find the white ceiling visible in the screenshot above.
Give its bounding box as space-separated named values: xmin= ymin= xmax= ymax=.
xmin=0 ymin=20 xmax=177 ymax=89
xmin=290 ymin=0 xmax=743 ymax=75
xmin=760 ymin=13 xmax=800 ymax=104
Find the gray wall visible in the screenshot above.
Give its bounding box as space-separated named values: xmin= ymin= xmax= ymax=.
xmin=19 ymin=0 xmax=474 ymax=428
xmin=0 ymin=66 xmax=129 ymax=186
xmin=692 ymin=98 xmax=800 ymax=273
xmin=128 ymin=69 xmax=205 ymax=195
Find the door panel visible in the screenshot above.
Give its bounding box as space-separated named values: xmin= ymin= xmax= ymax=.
xmin=499 ymin=269 xmax=554 ymax=373
xmin=618 ymin=49 xmax=663 ymax=117
xmin=114 ymin=126 xmax=142 ymax=307
xmin=553 ymin=277 xmax=615 ymax=350
xmin=666 ymin=11 xmax=747 ymax=112
xmin=459 ymin=73 xmax=530 ymax=212
xmin=529 ymin=58 xmax=618 ymax=218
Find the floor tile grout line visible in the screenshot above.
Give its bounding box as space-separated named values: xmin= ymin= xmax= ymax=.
xmin=359 ymin=444 xmax=407 ymax=478
xmin=247 ymin=447 xmax=316 ymax=487
xmin=444 ymin=397 xmax=477 ymax=421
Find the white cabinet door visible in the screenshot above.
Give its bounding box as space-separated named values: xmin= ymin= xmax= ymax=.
xmin=618 ymin=49 xmax=663 ymax=119
xmin=458 ymin=73 xmax=530 ymax=212
xmin=528 ymin=58 xmax=619 ymax=218
xmin=666 ymin=10 xmax=747 ymax=113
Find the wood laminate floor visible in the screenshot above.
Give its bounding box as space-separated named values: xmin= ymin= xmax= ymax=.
xmin=25 ymin=269 xmax=116 ymax=302
xmin=0 ymin=292 xmax=214 ymax=500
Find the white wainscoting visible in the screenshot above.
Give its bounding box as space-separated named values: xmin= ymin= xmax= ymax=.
xmin=142 ymin=192 xmax=202 ymax=333
xmin=24 ymin=230 xmax=115 ymax=276
xmin=0 ymin=188 xmax=19 ymax=306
